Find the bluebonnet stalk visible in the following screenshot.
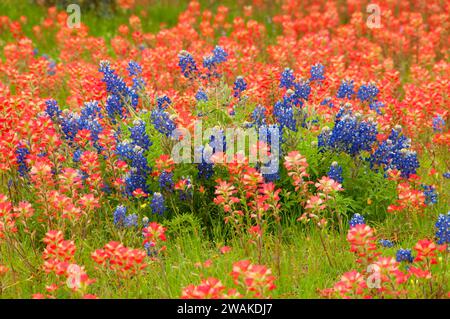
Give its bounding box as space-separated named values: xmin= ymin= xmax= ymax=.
xmin=435 ymin=212 xmax=449 ymax=245
xmin=113 ymin=205 xmax=127 ymax=227
xmin=336 ymin=79 xmax=355 ymax=99
xmin=233 ymin=76 xmax=247 ymax=98
xmin=99 ymin=60 xmax=139 ymax=117
xmin=421 ymin=184 xmax=437 ymax=205
xmin=151 ymin=192 xmax=166 ymax=215
xmin=212 ymin=46 xmax=228 ymax=64
xmin=157 ymin=95 xmax=171 ymax=110
xmin=45 ymin=99 xmax=62 ymax=119
xmin=203 ymin=45 xmax=228 ymax=72
xmin=16 ymin=145 xmax=30 ymax=176
xmin=320 ymin=97 xmax=334 ymax=108
xmin=369 ymin=101 xmax=384 ymax=115
xmin=379 ymin=239 xmax=394 ymax=248
xmin=178 ymin=50 xmax=198 ymax=79
xmin=432 ymin=115 xmax=445 ymax=132
xmin=159 ymin=171 xmax=174 ymax=192
xmin=116 ymin=140 xmax=151 ymax=195
xmin=195 ymin=89 xmax=208 ymax=102
xmin=127 ymin=60 xmax=142 ymax=76
xmin=151 ymin=104 xmax=176 ymax=137
xmin=370 ymin=126 xmax=419 ymax=178
xmin=318 ymin=107 xmax=378 ymax=156
xmin=349 ymin=213 xmax=365 ymax=227
xmin=280 ymin=68 xmax=295 ymax=89
xmin=310 ymin=63 xmax=325 ymax=81
xmin=396 ymin=249 xmax=414 ymax=263
xmin=357 ymin=82 xmax=379 ymax=102
xmin=258 ymin=124 xmax=282 ymax=181
xmin=129 ymin=120 xmax=151 ymax=150
xmin=196 ymin=145 xmax=214 ymax=180
xmin=328 ymin=162 xmax=343 ymax=184
xmin=251 ymin=105 xmax=266 ymax=127
xmin=124 ymin=214 xmax=138 ymax=228
xmin=72 ymin=149 xmax=82 ymax=162
xmin=273 ymin=91 xmax=297 ymax=131
xmin=60 ymin=101 xmax=104 ymax=151
xmin=292 ymin=80 xmax=311 ymax=105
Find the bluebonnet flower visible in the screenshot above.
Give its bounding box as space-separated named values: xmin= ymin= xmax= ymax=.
xmin=178 ymin=50 xmax=198 ymax=79
xmin=292 ymin=80 xmax=311 ymax=105
xmin=99 ymin=60 xmax=131 ymax=98
xmin=127 ymin=60 xmax=142 ymax=77
xmin=328 ymin=162 xmax=343 ymax=184
xmin=432 ymin=115 xmax=445 ymax=132
xmin=349 ymin=213 xmax=365 ymax=228
xmin=318 ymin=108 xmax=378 ymax=156
xmin=203 ymin=45 xmax=228 ymax=71
xmin=113 ymin=205 xmax=127 ymax=227
xmin=280 ymin=68 xmax=295 ymax=89
xmin=157 ymin=95 xmax=171 ymax=110
xmin=396 ymin=249 xmax=414 ymax=263
xmin=310 ymin=63 xmax=325 ymax=81
xmin=73 ymin=149 xmax=82 ymax=162
xmin=212 ymin=46 xmax=228 ymax=64
xmin=370 ymin=126 xmax=419 ymax=178
xmin=116 ymin=141 xmax=135 ymax=160
xmin=16 ymin=145 xmax=29 ymax=176
xmin=60 ymin=101 xmax=104 ymax=149
xmin=202 ymin=55 xmax=215 ymax=71
xmin=195 ymin=89 xmax=208 ymax=102
xmin=144 ymin=242 xmax=160 ymax=257
xmin=151 ymin=105 xmax=176 ymax=137
xmin=159 ymin=171 xmax=174 ymax=192
xmin=105 ymin=94 xmax=123 ymax=122
xmin=379 ymin=239 xmax=394 ymax=248
xmin=45 ymin=99 xmax=61 ymax=119
xmin=233 ymin=76 xmax=247 ymax=98
xmin=132 ymin=76 xmax=146 ymax=91
xmin=444 ymin=172 xmax=450 ymax=179
xmin=125 ymin=171 xmax=149 ymax=196
xmin=273 ymin=92 xmax=297 ymax=131
xmin=129 ymin=120 xmax=151 ymax=150
xmin=258 ymin=124 xmax=282 ymax=181
xmin=124 ymin=214 xmax=138 ymax=228
xmin=369 ymin=101 xmax=384 ymax=115
xmin=251 ymin=105 xmax=266 ymax=127
xmin=151 ymin=192 xmax=166 ymax=215
xmin=435 ymin=212 xmax=449 ymax=245
xmin=208 ymin=128 xmax=227 ymax=155
xmin=320 ymin=97 xmax=334 ymax=108
xmin=197 ymin=159 xmax=214 ymax=180
xmin=357 ymin=82 xmax=379 ymax=102
xmin=421 ymin=184 xmax=437 ymax=205
xmin=117 ymin=138 xmax=151 ymax=196
xmin=336 ymin=79 xmax=355 ymax=99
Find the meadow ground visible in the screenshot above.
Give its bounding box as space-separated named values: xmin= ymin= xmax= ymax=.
xmin=0 ymin=0 xmax=448 ymax=299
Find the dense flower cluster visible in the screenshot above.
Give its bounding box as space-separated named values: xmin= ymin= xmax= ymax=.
xmin=182 ymin=260 xmax=275 ymax=299
xmin=91 ymin=241 xmax=147 ymax=277
xmin=318 ymin=107 xmax=378 ymax=156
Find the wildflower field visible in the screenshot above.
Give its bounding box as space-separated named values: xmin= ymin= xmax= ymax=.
xmin=0 ymin=0 xmax=449 ymax=300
